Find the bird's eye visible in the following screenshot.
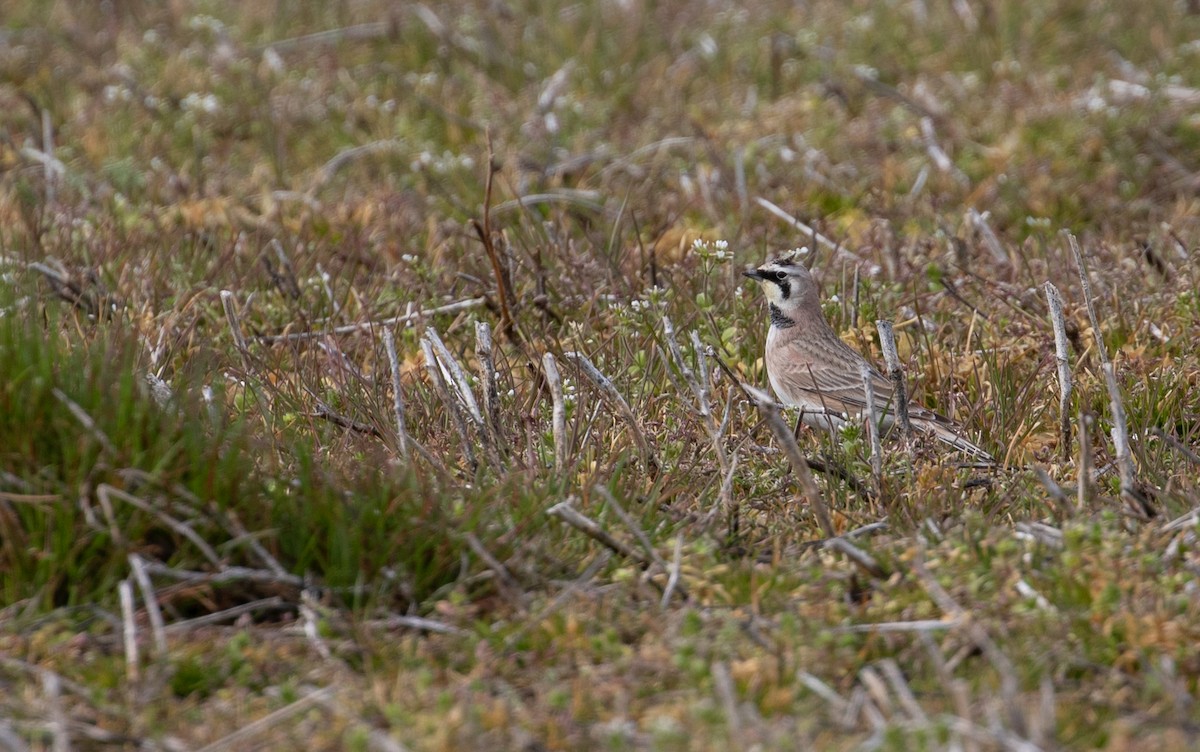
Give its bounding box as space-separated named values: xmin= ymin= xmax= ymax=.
xmin=771 ymin=271 xmax=787 ymax=282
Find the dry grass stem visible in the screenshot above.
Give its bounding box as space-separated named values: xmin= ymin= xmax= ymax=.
xmin=860 ymin=362 xmax=884 ymax=489
xmin=128 ymin=554 xmax=168 ymax=656
xmin=966 ymin=209 xmax=1009 ymax=266
xmin=52 ymin=388 xmax=116 ymax=456
xmin=195 ymin=686 xmax=337 ymax=752
xmin=219 ymin=289 xmax=249 ymax=355
xmin=1043 ymin=282 xmax=1073 ymax=460
xmin=119 ymin=579 xmax=138 ymax=683
xmin=564 ymin=351 xmax=659 ymax=472
xmin=741 ymin=383 xmax=834 ymax=539
xmin=254 ymin=297 xmax=487 ymax=343
xmin=474 ymin=321 xmax=502 ymax=441
xmin=1103 ymin=362 xmax=1142 ymax=513
xmin=465 ymin=532 xmax=524 ymax=604
xmin=875 ymin=319 xmax=914 ymax=441
xmin=1065 ymin=232 xmax=1109 ymax=368
xmin=382 ymin=328 xmax=410 ymax=460
xmin=752 ymin=196 xmax=848 ymax=258
xmin=420 ymin=336 xmax=477 ymax=470
xmin=542 ymin=352 xmax=567 ymax=474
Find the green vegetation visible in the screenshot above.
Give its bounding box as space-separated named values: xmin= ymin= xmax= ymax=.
xmin=2 ymin=1 xmax=1199 ymax=749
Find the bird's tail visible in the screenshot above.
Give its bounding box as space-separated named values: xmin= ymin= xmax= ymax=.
xmin=919 ymin=419 xmax=995 ymax=465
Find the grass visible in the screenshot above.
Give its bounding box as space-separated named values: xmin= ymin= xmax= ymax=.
xmin=2 ymin=0 xmax=1200 ymax=749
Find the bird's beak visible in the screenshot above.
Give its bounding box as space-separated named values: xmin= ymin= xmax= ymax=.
xmin=742 ymin=268 xmax=765 ymax=281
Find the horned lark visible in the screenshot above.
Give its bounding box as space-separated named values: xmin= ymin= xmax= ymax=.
xmin=744 ymin=255 xmax=994 ymax=462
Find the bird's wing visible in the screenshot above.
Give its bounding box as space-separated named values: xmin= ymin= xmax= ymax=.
xmin=773 ymin=337 xmax=895 ymax=414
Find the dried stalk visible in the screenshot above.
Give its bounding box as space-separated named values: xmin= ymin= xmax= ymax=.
xmin=420 ymin=337 xmax=477 ymax=470
xmin=1043 ymin=282 xmax=1073 ymax=460
xmin=564 ymin=351 xmax=659 ymax=473
xmin=426 ymin=327 xmax=501 ymax=470
xmin=1103 ymin=363 xmax=1139 ymax=508
xmin=254 ymin=297 xmax=486 ymax=343
xmin=741 ymin=383 xmax=834 ymax=539
xmin=220 ymin=290 xmax=249 ymax=354
xmin=128 ymin=554 xmax=168 ymax=656
xmin=860 ymin=363 xmax=883 ymax=489
xmin=595 ymin=486 xmax=669 ymax=575
xmin=381 ymin=328 xmax=410 ymax=460
xmin=475 ymin=321 xmax=502 ymax=440
xmin=661 ymin=317 xmax=733 ymax=517
xmin=547 ymin=498 xmax=650 ymax=570
xmin=826 ymin=537 xmax=887 ymax=579
xmin=1065 ymin=232 xmax=1109 ymax=367
xmin=119 ymin=579 xmax=138 ymax=682
xmin=542 ymin=352 xmax=567 ymax=474
xmin=875 ymin=320 xmax=914 ymax=440
xmin=966 ymin=208 xmax=1009 ymax=266
xmin=753 ymin=196 xmax=848 ymax=258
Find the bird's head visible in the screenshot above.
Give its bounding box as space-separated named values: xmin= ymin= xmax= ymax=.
xmin=742 ymin=254 xmax=819 ymax=314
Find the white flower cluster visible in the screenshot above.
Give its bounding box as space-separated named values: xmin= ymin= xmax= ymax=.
xmin=692 ymin=238 xmax=731 ymax=262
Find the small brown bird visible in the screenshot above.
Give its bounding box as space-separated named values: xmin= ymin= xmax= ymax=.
xmin=744 ymin=255 xmax=993 ymax=462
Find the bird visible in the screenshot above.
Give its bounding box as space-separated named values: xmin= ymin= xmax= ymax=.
xmin=743 ymin=254 xmax=994 ymax=463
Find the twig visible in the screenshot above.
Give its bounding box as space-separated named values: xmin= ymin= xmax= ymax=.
xmin=826 ymin=537 xmax=887 ymax=579
xmin=1044 ymin=282 xmax=1073 ymax=460
xmin=1150 ymin=427 xmax=1200 ymax=467
xmin=596 ymin=486 xmax=670 ymax=576
xmin=833 ymin=618 xmax=959 ymax=634
xmin=547 ymin=498 xmax=649 ymax=568
xmin=1103 ymin=362 xmax=1141 ymax=513
xmin=860 ymin=363 xmax=883 ymax=489
xmin=254 ymin=297 xmax=487 ymax=343
xmin=420 ymin=337 xmax=477 ymax=470
xmin=311 ymin=402 xmax=384 ymax=438
xmin=1065 ymin=232 xmax=1108 ymax=367
xmin=543 ymin=352 xmax=567 ymax=474
xmin=475 ymin=321 xmax=502 ymax=443
xmin=966 ymin=208 xmax=1009 ymax=266
xmin=472 ymin=132 xmax=518 ymax=341
xmin=299 ymin=591 xmax=333 ymax=661
xmin=98 ymin=484 xmax=222 ymax=567
xmin=257 ymin=21 xmax=391 ymax=53
xmin=361 ymin=615 xmax=466 ymax=636
xmin=195 ymin=686 xmax=337 ymax=752
xmin=875 ymin=320 xmax=914 ymax=441
xmin=128 ymin=554 xmax=168 ymax=656
xmin=464 ymin=532 xmax=524 ymax=604
xmin=753 ymin=196 xmax=855 ymax=260
xmin=164 ymin=597 xmax=290 ymax=634
xmin=741 ymin=383 xmax=834 ymax=539
xmin=382 ymin=328 xmax=410 ymax=460
xmin=426 ymin=327 xmax=501 ymax=469
xmin=220 ymin=290 xmax=249 ymax=355
xmin=52 ymin=388 xmax=116 ymax=455
xmin=564 ymin=351 xmax=659 ymax=473
xmin=119 ymin=579 xmax=139 ymax=683
xmin=309 ymin=140 xmax=406 ymax=198
xmin=913 ymin=549 xmax=1026 ymax=737
xmin=139 ymin=560 xmax=304 ymax=588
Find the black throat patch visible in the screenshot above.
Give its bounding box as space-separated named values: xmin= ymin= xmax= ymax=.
xmin=769 ymin=303 xmax=796 ymax=329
